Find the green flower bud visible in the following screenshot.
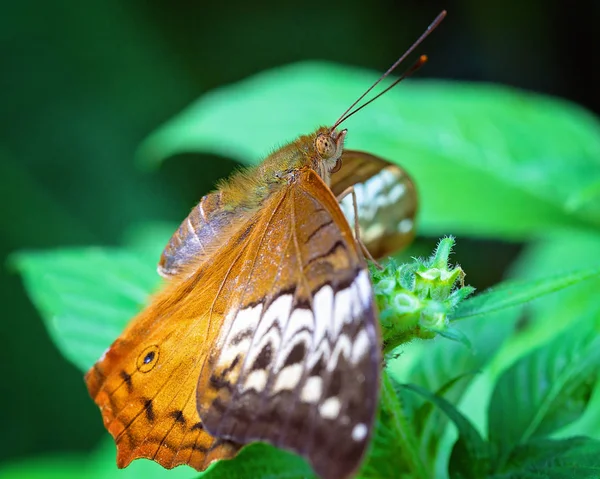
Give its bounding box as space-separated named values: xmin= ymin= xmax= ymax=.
xmin=372 ymin=237 xmax=475 ymax=356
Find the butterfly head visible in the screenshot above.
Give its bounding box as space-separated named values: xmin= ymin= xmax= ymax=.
xmin=313 ymin=127 xmax=347 ymax=180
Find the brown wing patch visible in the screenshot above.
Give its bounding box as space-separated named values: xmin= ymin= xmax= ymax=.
xmin=196 ymin=168 xmax=380 ymax=479
xmin=331 ymin=150 xmax=418 ymax=258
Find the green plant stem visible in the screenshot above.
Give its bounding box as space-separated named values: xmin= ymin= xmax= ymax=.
xmin=381 ymin=371 xmax=430 ymax=479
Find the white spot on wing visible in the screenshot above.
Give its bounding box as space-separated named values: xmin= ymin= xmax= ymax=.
xmin=319 ymin=397 xmax=341 ymax=419
xmin=354 ymin=182 xmax=373 ymax=222
xmin=365 ymin=171 xmax=389 ymax=203
xmin=313 ymin=285 xmax=333 ymax=345
xmin=352 ymin=423 xmax=368 ymax=441
xmin=332 ymin=287 xmax=352 ymax=338
xmin=282 ymin=308 xmax=313 ymax=344
xmin=301 ymin=376 xmax=323 ymax=403
xmin=272 ymin=363 xmax=303 ymax=393
xmin=261 ymin=295 xmax=293 ymax=334
xmin=339 ymin=195 xmax=355 ymax=225
xmin=218 ymin=337 xmax=250 ymax=369
xmin=349 ymin=281 xmax=362 ymax=319
xmin=340 ymin=167 xmax=410 ymax=231
xmin=244 ymin=369 xmax=268 ymax=392
xmin=355 ymin=269 xmax=372 ymax=309
xmin=351 ymin=329 xmax=370 ymax=364
xmin=397 ymin=218 xmax=413 ymax=234
xmin=275 ymin=308 xmax=313 ymax=370
xmin=228 ymin=303 xmax=263 ymax=339
xmin=388 ymin=183 xmax=407 ymax=202
xmin=363 ymin=222 xmax=385 ymax=243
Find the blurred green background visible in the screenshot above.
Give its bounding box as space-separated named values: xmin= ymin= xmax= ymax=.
xmin=2 ymin=0 xmax=600 ymax=471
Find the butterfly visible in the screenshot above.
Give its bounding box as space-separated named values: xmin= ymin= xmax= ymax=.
xmin=85 ymin=11 xmax=445 ymax=479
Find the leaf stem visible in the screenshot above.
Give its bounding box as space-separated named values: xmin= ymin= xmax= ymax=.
xmin=381 ymin=371 xmax=430 ymax=478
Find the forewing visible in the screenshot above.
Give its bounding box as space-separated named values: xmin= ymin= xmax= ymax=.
xmin=197 ymin=168 xmax=380 ymax=479
xmin=331 ymin=150 xmax=417 ymax=258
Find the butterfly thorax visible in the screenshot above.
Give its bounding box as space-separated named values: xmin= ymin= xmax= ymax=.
xmin=216 ymin=126 xmax=345 ymax=213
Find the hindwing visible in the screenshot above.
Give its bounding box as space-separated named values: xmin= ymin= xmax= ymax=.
xmin=332 ymin=150 xmax=417 ymax=258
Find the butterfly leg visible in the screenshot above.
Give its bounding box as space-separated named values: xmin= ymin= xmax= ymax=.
xmin=336 ymin=186 xmax=383 ymax=269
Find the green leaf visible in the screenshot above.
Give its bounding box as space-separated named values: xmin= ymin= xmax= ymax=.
xmin=491 ymin=437 xmax=600 ymax=479
xmin=10 ymin=248 xmax=161 ymax=372
xmin=451 ymin=265 xmax=600 ymax=322
xmin=138 ymin=61 xmax=600 ymax=238
xmin=402 ymin=383 xmax=490 ymax=479
xmin=558 ymin=378 xmax=600 ymax=442
xmin=494 ymin=231 xmax=600 ymax=374
xmin=202 ymin=443 xmax=315 ymax=479
xmin=389 ymin=307 xmax=518 ymax=475
xmin=488 ymin=321 xmax=600 ymax=470
xmin=411 ymin=372 xmax=476 ymax=443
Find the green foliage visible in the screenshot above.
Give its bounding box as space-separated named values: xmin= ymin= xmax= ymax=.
xmin=8 ymin=62 xmax=600 ymax=478
xmin=488 ymin=320 xmax=600 ymax=470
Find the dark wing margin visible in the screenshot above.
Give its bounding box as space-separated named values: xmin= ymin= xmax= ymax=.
xmin=196 ymin=168 xmax=380 ymax=479
xmin=331 ymin=150 xmax=418 ymax=259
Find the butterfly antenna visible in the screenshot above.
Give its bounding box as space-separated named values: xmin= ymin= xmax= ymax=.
xmin=331 ymin=10 xmax=446 ymax=131
xmin=335 ymin=55 xmax=428 ymax=126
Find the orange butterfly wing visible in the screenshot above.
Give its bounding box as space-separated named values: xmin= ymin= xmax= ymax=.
xmin=85 ymin=167 xmax=380 ymax=479
xmin=196 ymin=168 xmax=380 ymax=479
xmin=332 ymin=150 xmax=417 ymax=258
xmin=85 ymin=276 xmax=241 ymax=470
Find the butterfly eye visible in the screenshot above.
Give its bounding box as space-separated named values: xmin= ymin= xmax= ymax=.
xmin=315 ymin=133 xmax=336 ymax=159
xmin=137 ymin=345 xmax=160 ymax=373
